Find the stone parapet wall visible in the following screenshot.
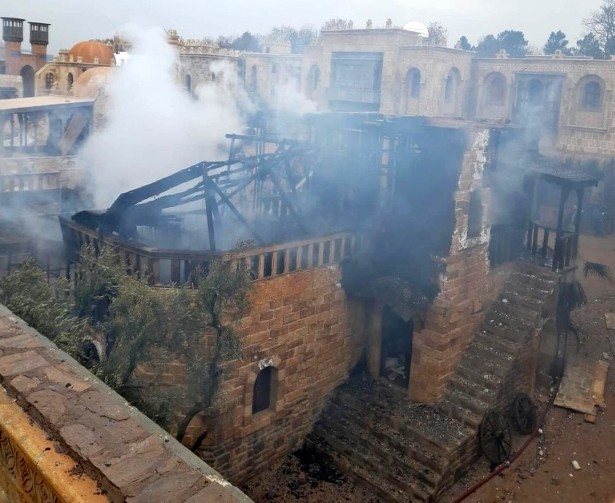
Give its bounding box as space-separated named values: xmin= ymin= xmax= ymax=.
xmin=0 ymin=304 xmax=251 ymax=502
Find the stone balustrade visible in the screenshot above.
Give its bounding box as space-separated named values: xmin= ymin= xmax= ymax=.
xmin=60 ymin=217 xmax=358 ymax=286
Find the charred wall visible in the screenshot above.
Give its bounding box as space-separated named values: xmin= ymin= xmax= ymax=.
xmin=409 ymin=128 xmax=495 ymax=403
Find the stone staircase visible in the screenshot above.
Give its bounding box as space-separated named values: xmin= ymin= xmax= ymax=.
xmin=307 ymin=377 xmax=472 ymax=502
xmin=438 ymin=265 xmax=558 ymax=430
xmin=307 ymin=264 xmax=559 ymax=502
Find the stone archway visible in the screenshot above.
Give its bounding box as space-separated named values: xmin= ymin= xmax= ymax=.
xmin=20 ymin=65 xmax=35 ymax=97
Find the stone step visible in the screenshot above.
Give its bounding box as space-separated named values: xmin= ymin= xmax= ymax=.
xmin=436 ymin=399 xmax=483 ymax=430
xmin=445 ymin=388 xmax=491 ymax=418
xmin=510 ymin=269 xmax=558 ymax=288
xmin=317 ymin=413 xmax=440 ymax=490
xmin=473 ymin=329 xmax=521 ymax=355
xmin=309 ymin=430 xmax=431 ymax=502
xmin=490 ymin=301 xmax=541 ymax=324
xmin=471 ymin=340 xmax=516 ymax=366
xmin=334 ymin=385 xmax=468 ymax=457
xmin=461 ymin=350 xmax=512 ymax=379
xmin=456 ymin=362 xmax=503 ymax=391
xmin=447 ymin=374 xmax=497 ymax=403
xmin=325 ymin=401 xmax=449 ymax=476
xmin=500 ymin=282 xmax=554 ymax=302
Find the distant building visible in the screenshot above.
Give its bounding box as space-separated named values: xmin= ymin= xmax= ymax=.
xmin=0 ymin=17 xmax=49 ymax=97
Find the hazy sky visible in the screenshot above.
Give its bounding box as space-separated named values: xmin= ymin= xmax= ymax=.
xmin=8 ymin=0 xmax=604 ymax=54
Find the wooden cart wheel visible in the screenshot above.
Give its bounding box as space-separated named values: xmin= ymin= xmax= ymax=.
xmin=480 ymin=408 xmax=512 ymax=465
xmin=511 ymin=392 xmax=537 ymax=435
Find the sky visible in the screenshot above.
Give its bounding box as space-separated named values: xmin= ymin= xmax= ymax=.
xmin=7 ymin=0 xmax=604 ymax=55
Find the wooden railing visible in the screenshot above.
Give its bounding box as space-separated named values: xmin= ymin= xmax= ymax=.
xmin=488 ymin=224 xmax=524 ymax=269
xmin=60 ymin=217 xmax=358 ymax=286
xmin=526 ymin=221 xmax=579 ymax=271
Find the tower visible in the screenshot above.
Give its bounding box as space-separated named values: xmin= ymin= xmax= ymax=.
xmin=29 ymin=21 xmax=50 ymax=71
xmin=1 ymin=17 xmax=24 ymax=75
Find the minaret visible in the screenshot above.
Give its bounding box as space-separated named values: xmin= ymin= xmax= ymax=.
xmin=29 ymin=21 xmax=50 ymax=71
xmin=1 ymin=17 xmax=24 ymax=75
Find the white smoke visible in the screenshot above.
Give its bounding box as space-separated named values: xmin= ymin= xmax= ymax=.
xmin=272 ymin=81 xmax=317 ymax=115
xmin=81 ymin=26 xmax=252 ymax=207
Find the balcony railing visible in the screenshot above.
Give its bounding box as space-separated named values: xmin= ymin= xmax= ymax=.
xmin=60 ymin=218 xmax=358 ymax=286
xmin=526 ymin=220 xmax=579 ymax=271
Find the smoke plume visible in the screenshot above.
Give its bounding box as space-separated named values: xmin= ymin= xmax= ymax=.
xmin=81 ymin=25 xmax=252 ymax=207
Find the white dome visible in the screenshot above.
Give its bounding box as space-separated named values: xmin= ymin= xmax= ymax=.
xmin=403 ymin=21 xmax=429 ymax=38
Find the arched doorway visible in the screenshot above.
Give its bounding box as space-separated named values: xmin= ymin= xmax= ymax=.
xmin=20 ymin=65 xmax=35 ymax=97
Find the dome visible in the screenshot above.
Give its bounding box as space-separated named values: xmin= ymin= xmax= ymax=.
xmin=68 ymin=40 xmax=114 ymax=65
xmin=73 ymin=66 xmax=114 ymax=98
xmin=403 ymin=21 xmax=429 ymax=38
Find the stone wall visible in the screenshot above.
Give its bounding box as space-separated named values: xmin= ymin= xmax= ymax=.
xmin=183 ymin=265 xmax=364 ymax=484
xmin=409 ymin=128 xmax=492 ymax=403
xmin=395 ymin=47 xmax=473 ymax=117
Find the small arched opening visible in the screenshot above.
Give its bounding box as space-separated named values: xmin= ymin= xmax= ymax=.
xmin=67 ymin=72 xmax=74 ymax=92
xmin=45 ymin=72 xmax=55 ymax=91
xmin=407 ymin=68 xmax=421 ymax=99
xmin=252 ymin=366 xmax=277 ymax=414
xmin=485 ymin=72 xmax=506 ymax=106
xmin=184 ymin=74 xmax=192 ymax=93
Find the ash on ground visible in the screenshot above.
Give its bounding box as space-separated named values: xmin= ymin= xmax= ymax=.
xmin=243 ymin=446 xmax=378 ymax=502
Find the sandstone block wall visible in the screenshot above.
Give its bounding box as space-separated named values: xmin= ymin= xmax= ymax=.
xmin=409 ymin=128 xmax=493 ymax=403
xmin=188 ymin=265 xmax=364 ymax=484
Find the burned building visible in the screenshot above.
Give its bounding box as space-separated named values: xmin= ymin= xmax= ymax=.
xmin=0 ymin=96 xmax=94 ymax=274
xmin=58 ymin=104 xmax=599 ymax=500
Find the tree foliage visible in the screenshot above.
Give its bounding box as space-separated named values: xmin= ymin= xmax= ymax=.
xmin=0 ymin=259 xmax=83 ymax=358
xmin=582 ymin=0 xmax=615 ymax=58
xmin=476 ymin=30 xmax=529 ymax=57
xmin=576 ymin=32 xmax=607 ymax=59
xmin=266 ymin=25 xmax=319 ymax=54
xmin=0 ymin=246 xmax=251 ymax=446
xmin=457 ymin=36 xmax=473 ymax=51
xmin=544 ymin=30 xmax=572 ymax=55
xmin=224 ymin=32 xmax=261 ymax=52
xmin=321 ymin=18 xmax=353 ymax=31
xmin=427 ymin=22 xmax=448 ymax=46
xmin=476 ymin=35 xmax=499 ymax=57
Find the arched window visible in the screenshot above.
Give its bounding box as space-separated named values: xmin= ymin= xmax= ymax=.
xmin=67 ymin=72 xmax=74 ymax=92
xmin=444 ymin=68 xmax=460 ymax=103
xmin=250 ymin=65 xmax=257 ymax=91
xmin=184 ymin=74 xmax=192 ymax=93
xmin=271 ymin=63 xmax=278 ymax=74
xmin=407 ymin=68 xmax=421 ymax=98
xmin=252 ymin=366 xmax=276 ymax=414
xmin=309 ymin=64 xmax=320 ymax=91
xmin=582 ymin=80 xmax=603 ymax=111
xmin=45 ymin=72 xmax=54 ymax=90
xmin=486 ymin=73 xmax=505 ymax=105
